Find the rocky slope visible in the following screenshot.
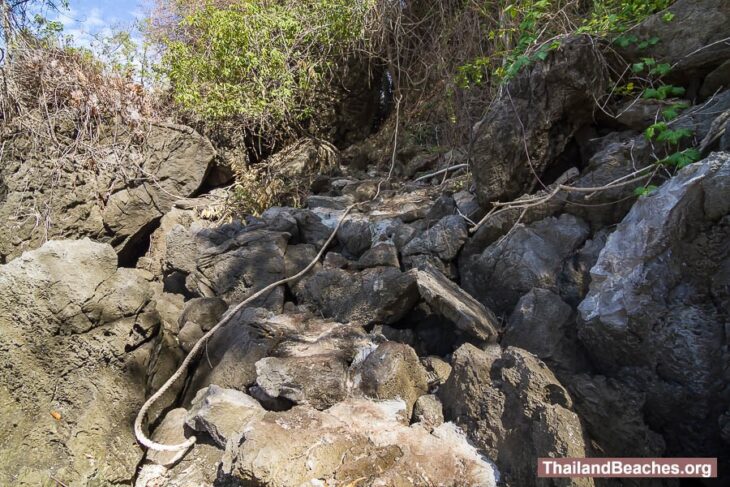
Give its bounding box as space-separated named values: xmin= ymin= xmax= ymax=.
xmin=0 ymin=1 xmax=729 ymax=486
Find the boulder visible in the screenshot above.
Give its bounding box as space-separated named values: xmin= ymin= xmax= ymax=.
xmin=439 ymin=344 xmax=593 ymax=487
xmin=623 ymin=0 xmax=730 ymax=86
xmin=185 ymin=385 xmax=265 ymax=448
xmin=354 ymin=241 xmax=399 ymax=269
xmin=184 ymin=308 xmax=279 ymax=403
xmin=0 ymin=239 xmax=159 ymax=485
xmin=578 ymin=152 xmax=730 ymax=461
xmin=294 ymin=266 xmax=419 ymax=325
xmin=266 ymin=138 xmax=339 ymax=182
xmin=411 ymin=264 xmax=499 ymax=342
xmin=568 ymin=374 xmax=665 ymax=457
xmin=461 ymin=213 xmax=590 ymax=314
xmin=222 ymin=399 xmax=498 ymax=486
xmin=504 ymin=289 xmax=588 ymax=376
xmin=412 ymin=394 xmax=445 ymax=430
xmin=402 ymin=214 xmax=468 ymax=261
xmin=179 ymin=297 xmax=228 ymax=332
xmin=471 ymin=36 xmax=608 ymax=204
xmin=358 ymin=342 xmax=430 ymax=417
xmin=188 ymin=229 xmax=289 ymax=310
xmin=0 ymin=123 xmax=214 ymax=263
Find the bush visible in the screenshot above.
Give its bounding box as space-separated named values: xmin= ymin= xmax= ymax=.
xmin=159 ymin=0 xmax=375 ymax=128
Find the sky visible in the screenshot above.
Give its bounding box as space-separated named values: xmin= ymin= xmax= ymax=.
xmin=47 ymin=0 xmax=147 ymax=48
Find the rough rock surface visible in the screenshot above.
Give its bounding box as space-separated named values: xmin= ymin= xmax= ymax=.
xmin=411 ymin=264 xmax=499 ymax=342
xmin=0 ymin=123 xmax=214 ymax=263
xmin=624 ymin=0 xmax=730 ymax=85
xmin=358 ymin=342 xmax=429 ymax=417
xmin=471 ymin=36 xmax=608 ymax=204
xmin=504 ymin=288 xmax=588 ymax=377
xmin=440 ymin=344 xmax=593 ymax=487
xmin=461 ymin=213 xmax=590 ymax=314
xmin=578 ymin=152 xmax=730 ymax=461
xmin=223 ymin=398 xmax=498 ymax=487
xmin=0 ymin=239 xmax=158 ymax=486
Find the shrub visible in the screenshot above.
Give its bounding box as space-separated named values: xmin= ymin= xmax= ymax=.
xmin=159 ymin=0 xmax=375 ymax=129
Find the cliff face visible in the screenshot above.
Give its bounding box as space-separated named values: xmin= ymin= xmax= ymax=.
xmin=0 ymin=1 xmax=729 ymax=486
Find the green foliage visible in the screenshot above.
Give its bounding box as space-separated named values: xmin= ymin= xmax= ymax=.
xmin=161 ymin=0 xmax=373 ymax=124
xmin=659 ymin=148 xmax=701 ymax=168
xmin=642 ymin=84 xmax=685 ymax=100
xmin=634 ymin=184 xmax=658 ymax=197
xmin=582 ymin=0 xmax=673 ymax=35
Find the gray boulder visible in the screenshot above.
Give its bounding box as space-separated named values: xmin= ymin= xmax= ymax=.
xmin=439 ymin=344 xmax=593 ymax=487
xmin=461 ymin=213 xmax=590 ymax=314
xmin=294 ymin=266 xmax=419 ymax=325
xmin=623 ymin=0 xmax=730 ymax=85
xmin=471 ymin=36 xmax=608 ymax=204
xmin=402 ymin=214 xmax=468 ymax=261
xmin=411 ymin=264 xmax=499 ymax=342
xmin=504 ymin=289 xmax=588 ymax=376
xmin=188 ymin=229 xmax=289 ymax=310
xmin=578 ymin=152 xmax=730 ymax=460
xmin=0 ymin=239 xmax=159 ymax=485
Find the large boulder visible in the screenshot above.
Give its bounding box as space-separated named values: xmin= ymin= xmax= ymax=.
xmin=578 ymin=152 xmax=730 ymax=461
xmin=294 ymin=266 xmax=419 ymax=325
xmin=439 ymin=344 xmax=593 ymax=487
xmin=0 ymin=239 xmax=159 ymax=485
xmin=222 ymin=398 xmax=499 ymax=486
xmin=461 ymin=213 xmax=590 ymax=314
xmin=471 ymin=36 xmax=608 ymax=205
xmin=0 ymin=123 xmax=215 ymax=263
xmin=622 ymin=0 xmax=730 ymax=87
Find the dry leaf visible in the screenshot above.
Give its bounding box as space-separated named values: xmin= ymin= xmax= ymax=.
xmin=50 ymin=411 xmax=62 ymax=421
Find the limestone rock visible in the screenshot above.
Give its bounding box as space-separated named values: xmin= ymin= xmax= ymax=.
xmin=440 ymin=344 xmax=593 ymax=487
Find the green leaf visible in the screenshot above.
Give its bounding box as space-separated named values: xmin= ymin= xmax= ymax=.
xmin=631 ymin=62 xmax=645 ymax=73
xmin=662 ymin=11 xmax=675 ymax=22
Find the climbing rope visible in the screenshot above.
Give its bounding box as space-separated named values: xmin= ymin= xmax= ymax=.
xmin=134 ymin=204 xmax=355 ymax=454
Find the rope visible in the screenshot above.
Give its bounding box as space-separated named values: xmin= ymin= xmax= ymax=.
xmin=134 ymin=204 xmax=355 ymax=453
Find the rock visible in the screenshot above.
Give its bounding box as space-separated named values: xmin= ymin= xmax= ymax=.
xmin=179 ymin=297 xmax=228 ymax=331
xmin=243 ymin=311 xmax=375 ymax=409
xmin=471 ymin=36 xmax=608 ymax=204
xmin=578 ymin=152 xmax=730 ymax=461
xmin=623 ymin=0 xmax=730 ymax=86
xmin=358 ymin=342 xmax=429 ymax=417
xmin=558 ymin=229 xmax=610 ymax=306
xmin=336 ymin=215 xmax=372 ymax=257
xmin=504 ymin=289 xmax=588 ymax=376
xmin=184 ymin=308 xmax=279 ymax=402
xmin=612 ymin=99 xmax=678 ymax=131
xmin=403 ymin=252 xmax=459 ymax=281
xmin=267 ymin=138 xmax=339 ymax=182
xmin=188 ymin=229 xmax=288 ymax=310
xmin=255 ymin=355 xmax=350 ymax=410
xmin=135 ymin=442 xmax=223 ymax=487
xmin=413 ymin=394 xmax=444 ymax=430
xmin=223 ymin=398 xmax=498 ymax=487
xmin=143 ymin=285 xmax=186 ymax=423
xmin=461 ymin=213 xmax=590 ymax=314
xmin=355 ymin=241 xmax=399 ymax=269
xmin=439 ymin=344 xmax=593 ymax=487
xmin=294 ymin=266 xmax=419 ymax=325
xmin=700 ymin=59 xmax=730 ymax=99
xmin=402 ymin=214 xmax=468 ymax=260
xmin=566 ymin=132 xmax=652 ymax=228
xmin=185 ymin=385 xmax=265 ymax=448
xmin=0 ymin=123 xmax=214 ymax=263
xmin=454 ymin=190 xmax=481 ymax=219
xmin=0 ymin=239 xmax=159 ymax=485
xmin=178 ymin=320 xmax=205 ymax=353
xmin=421 ymin=356 xmax=452 ymax=387
xmin=146 ymin=409 xmax=191 ymax=467
xmin=411 ymin=264 xmax=499 ymax=342
xmin=568 ymin=374 xmax=665 ymax=457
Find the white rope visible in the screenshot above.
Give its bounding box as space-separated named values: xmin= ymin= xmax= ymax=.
xmin=134 ymin=204 xmax=355 ymax=453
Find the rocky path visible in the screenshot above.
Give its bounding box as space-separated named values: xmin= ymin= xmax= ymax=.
xmin=0 ymin=1 xmax=729 ymax=486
